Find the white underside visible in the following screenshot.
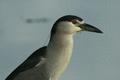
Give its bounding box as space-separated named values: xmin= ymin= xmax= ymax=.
xmin=46 ymin=33 xmax=74 ymax=80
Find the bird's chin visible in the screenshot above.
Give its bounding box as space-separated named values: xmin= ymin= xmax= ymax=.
xmin=76 ymin=30 xmax=82 ymax=33
xmin=77 ymin=30 xmax=80 ymax=32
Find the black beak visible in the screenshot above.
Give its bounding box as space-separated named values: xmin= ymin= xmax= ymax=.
xmin=80 ymin=23 xmax=103 ymax=33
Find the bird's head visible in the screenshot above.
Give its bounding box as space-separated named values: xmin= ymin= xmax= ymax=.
xmin=51 ymin=15 xmax=103 ymax=36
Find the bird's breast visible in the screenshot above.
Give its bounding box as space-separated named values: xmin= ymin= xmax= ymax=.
xmin=46 ymin=34 xmax=73 ymax=79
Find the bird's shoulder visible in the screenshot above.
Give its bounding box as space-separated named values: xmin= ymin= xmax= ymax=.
xmin=5 ymin=46 xmax=47 ymax=80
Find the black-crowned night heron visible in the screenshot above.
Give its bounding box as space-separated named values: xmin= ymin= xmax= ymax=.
xmin=5 ymin=15 xmax=103 ymax=80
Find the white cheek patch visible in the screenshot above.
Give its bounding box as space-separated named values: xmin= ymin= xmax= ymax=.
xmin=64 ymin=22 xmax=81 ymax=33
xmin=57 ymin=22 xmax=81 ymax=34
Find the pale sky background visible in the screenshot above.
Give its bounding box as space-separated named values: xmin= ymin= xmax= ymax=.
xmin=0 ymin=0 xmax=120 ymax=80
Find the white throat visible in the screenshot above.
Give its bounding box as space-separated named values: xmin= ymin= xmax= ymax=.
xmin=46 ymin=32 xmax=74 ymax=80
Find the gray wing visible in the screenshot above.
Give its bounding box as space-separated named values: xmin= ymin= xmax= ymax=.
xmin=5 ymin=46 xmax=47 ymax=80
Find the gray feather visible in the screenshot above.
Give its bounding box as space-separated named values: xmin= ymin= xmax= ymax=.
xmin=5 ymin=46 xmax=47 ymax=80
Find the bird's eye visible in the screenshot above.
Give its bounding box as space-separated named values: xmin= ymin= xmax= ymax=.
xmin=71 ymin=19 xmax=78 ymax=24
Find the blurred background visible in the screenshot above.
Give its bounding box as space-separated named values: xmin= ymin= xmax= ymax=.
xmin=0 ymin=0 xmax=120 ymax=80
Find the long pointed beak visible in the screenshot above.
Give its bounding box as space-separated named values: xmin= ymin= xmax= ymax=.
xmin=80 ymin=23 xmax=103 ymax=33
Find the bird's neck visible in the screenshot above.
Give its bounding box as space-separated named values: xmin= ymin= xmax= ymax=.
xmin=49 ymin=32 xmax=74 ymax=47
xmin=46 ymin=32 xmax=74 ymax=80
